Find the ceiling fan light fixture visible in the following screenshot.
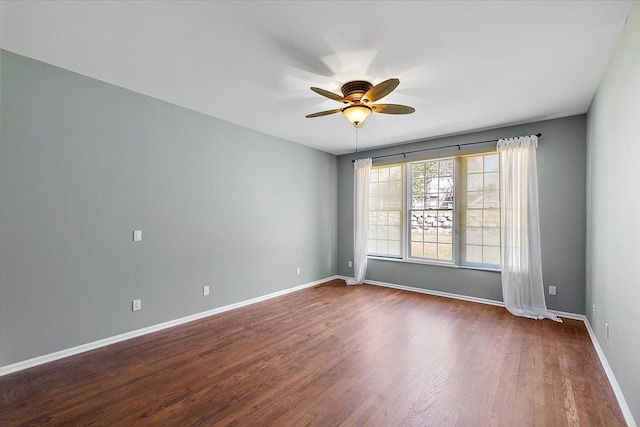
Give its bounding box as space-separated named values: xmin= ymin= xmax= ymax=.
xmin=342 ymin=105 xmax=372 ymax=127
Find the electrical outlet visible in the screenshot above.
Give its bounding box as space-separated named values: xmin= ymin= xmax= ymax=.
xmin=296 ymin=267 xmax=301 ymax=275
xmin=203 ymin=286 xmax=210 ymax=296
xmin=592 ymin=304 xmax=596 ymax=316
xmin=132 ymin=299 xmax=141 ymax=311
xmin=605 ymin=323 xmax=610 ymax=339
xmin=548 ymin=285 xmax=556 ymax=296
xmin=348 ymin=261 xmax=353 ymax=268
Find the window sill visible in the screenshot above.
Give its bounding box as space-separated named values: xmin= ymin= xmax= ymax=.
xmin=367 ymin=255 xmax=501 ymax=273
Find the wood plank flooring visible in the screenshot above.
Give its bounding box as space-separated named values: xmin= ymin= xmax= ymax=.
xmin=0 ymin=279 xmax=626 ymax=426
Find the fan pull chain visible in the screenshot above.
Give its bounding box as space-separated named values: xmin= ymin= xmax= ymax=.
xmin=355 ymin=127 xmax=358 ymax=154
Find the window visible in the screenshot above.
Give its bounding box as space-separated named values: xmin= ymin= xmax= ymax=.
xmin=367 ymin=152 xmax=501 ymax=270
xmin=368 ymin=165 xmax=403 ymax=257
xmin=409 ymin=158 xmax=454 ymax=262
xmin=459 ymin=153 xmax=501 ymax=268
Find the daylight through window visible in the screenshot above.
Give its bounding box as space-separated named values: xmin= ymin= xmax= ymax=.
xmin=367 ymin=152 xmax=501 ymax=270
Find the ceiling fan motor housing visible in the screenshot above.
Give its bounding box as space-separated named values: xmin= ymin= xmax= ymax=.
xmin=341 ymin=80 xmax=373 ymax=102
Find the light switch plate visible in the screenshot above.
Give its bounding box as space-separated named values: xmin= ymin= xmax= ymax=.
xmin=133 ymin=230 xmax=142 ymax=242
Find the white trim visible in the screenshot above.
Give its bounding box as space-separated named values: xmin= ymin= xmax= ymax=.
xmin=368 ymin=255 xmax=502 ymax=273
xmin=0 ymin=276 xmax=337 ymax=377
xmin=583 ymin=318 xmax=637 ymax=427
xmin=337 ymin=275 xmax=636 ymax=427
xmin=363 ymin=277 xmax=505 ymax=307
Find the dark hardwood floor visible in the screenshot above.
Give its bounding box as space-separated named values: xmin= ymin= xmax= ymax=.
xmin=0 ymin=279 xmax=626 ymax=426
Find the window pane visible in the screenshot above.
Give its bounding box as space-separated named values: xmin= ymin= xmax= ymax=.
xmin=369 ymin=226 xmax=378 ymax=239
xmin=439 ymin=210 xmax=453 ymax=227
xmin=483 ymin=209 xmax=500 ymax=228
xmin=427 ymin=178 xmax=438 ymax=193
xmin=424 ymin=243 xmax=438 ymax=258
xmin=411 ymin=211 xmax=424 ymax=230
xmin=426 ymin=194 xmax=439 ymax=208
xmin=426 ymin=163 xmax=439 ymax=177
xmin=379 ymin=181 xmax=389 ymax=195
xmin=377 ymin=211 xmax=388 ymax=225
xmin=438 ymin=244 xmax=452 ymax=260
xmin=466 ymin=227 xmax=483 ymax=245
xmin=438 ymin=227 xmax=452 ymax=244
xmin=467 ymin=174 xmax=483 ymax=191
xmin=484 ymin=191 xmax=499 ymax=209
xmin=483 ymin=246 xmax=501 ymax=265
xmin=370 ymin=196 xmax=380 ymax=210
xmin=389 ymin=225 xmax=401 ymax=240
xmin=466 ymin=245 xmax=482 ymax=263
xmin=412 ymin=178 xmax=424 ymax=195
xmin=388 ymin=241 xmax=401 ymax=256
xmin=439 ymin=176 xmax=453 ymax=192
xmin=440 ymin=159 xmax=454 ymax=176
xmin=467 ymin=156 xmax=483 ymax=173
xmin=377 ymin=226 xmax=388 ymax=240
xmin=483 ymin=228 xmax=500 ymax=246
xmin=467 ymin=191 xmax=483 ymax=208
xmin=390 ymin=166 xmax=402 ymax=180
xmin=390 ymin=181 xmax=402 ymax=195
xmin=484 ymin=172 xmax=499 ymax=191
xmin=411 ymin=242 xmax=424 ymax=257
xmin=467 ymin=210 xmax=483 ymax=227
xmin=412 ymin=196 xmax=424 ymax=209
xmin=424 ymin=226 xmax=438 ymax=242
xmin=389 ymin=211 xmax=401 ymax=225
xmin=485 ymin=154 xmax=499 ymax=172
xmin=389 ymin=197 xmax=402 ymax=210
xmin=369 ymin=212 xmax=377 ymax=226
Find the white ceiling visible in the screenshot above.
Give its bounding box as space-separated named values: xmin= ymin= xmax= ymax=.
xmin=0 ymin=1 xmax=633 ymax=155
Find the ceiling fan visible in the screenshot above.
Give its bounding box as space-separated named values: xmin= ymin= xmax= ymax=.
xmin=306 ymin=78 xmax=415 ymax=127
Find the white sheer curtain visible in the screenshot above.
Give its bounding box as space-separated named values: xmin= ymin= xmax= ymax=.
xmin=347 ymin=158 xmax=372 ymax=285
xmin=498 ymin=135 xmax=560 ymax=322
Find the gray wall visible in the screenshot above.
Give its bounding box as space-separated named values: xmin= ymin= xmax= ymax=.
xmin=0 ymin=50 xmax=338 ymax=366
xmin=338 ymin=115 xmax=587 ymax=314
xmin=586 ymin=2 xmax=640 ymax=422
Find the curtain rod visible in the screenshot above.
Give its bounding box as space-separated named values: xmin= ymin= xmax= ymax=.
xmin=352 ymin=133 xmax=542 ymax=163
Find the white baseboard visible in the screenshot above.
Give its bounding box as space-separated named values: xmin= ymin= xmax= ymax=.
xmin=0 ymin=276 xmax=337 ymax=377
xmin=363 ymin=277 xmax=505 ymax=307
xmin=337 ymin=275 xmax=636 ymax=427
xmin=583 ymin=318 xmax=637 ymax=427
xmin=338 ymin=275 xmax=585 ymax=319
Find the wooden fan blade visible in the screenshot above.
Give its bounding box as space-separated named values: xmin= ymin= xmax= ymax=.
xmin=306 ymin=108 xmax=343 ymax=118
xmin=371 ymin=104 xmax=415 ymax=114
xmin=310 ymin=87 xmax=348 ymax=103
xmin=362 ymin=78 xmax=400 ymax=103
xmin=369 ymin=104 xmax=416 ymax=114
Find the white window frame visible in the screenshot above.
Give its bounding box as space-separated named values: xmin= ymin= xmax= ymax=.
xmin=367 ymin=152 xmax=501 ymax=272
xmin=404 ymin=157 xmax=457 ymax=265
